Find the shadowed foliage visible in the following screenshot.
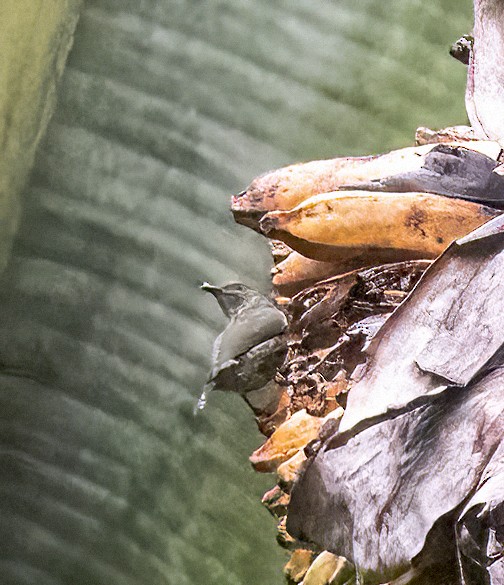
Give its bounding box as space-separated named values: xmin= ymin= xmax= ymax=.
xmin=0 ymin=1 xmax=472 ymax=583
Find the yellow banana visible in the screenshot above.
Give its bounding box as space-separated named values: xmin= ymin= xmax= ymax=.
xmin=232 ymin=141 xmax=501 ymax=229
xmin=272 ymin=251 xmax=353 ymax=293
xmin=260 ymin=191 xmax=501 ymax=261
xmin=232 ymin=154 xmax=373 ymax=226
xmin=272 ymin=249 xmax=431 ymax=294
xmin=249 ymin=408 xmax=323 ymax=472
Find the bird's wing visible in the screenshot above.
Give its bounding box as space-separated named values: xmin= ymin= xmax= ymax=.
xmin=209 ymin=305 xmax=286 ymax=380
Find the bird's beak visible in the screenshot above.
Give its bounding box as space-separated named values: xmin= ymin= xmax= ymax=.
xmin=201 ymin=282 xmax=222 ymax=296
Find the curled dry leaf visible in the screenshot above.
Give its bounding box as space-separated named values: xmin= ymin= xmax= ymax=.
xmin=288 ymin=367 xmax=504 ymax=584
xmin=415 ymin=125 xmax=477 ymax=144
xmin=277 ymin=516 xmax=297 ymax=550
xmin=344 ymin=144 xmax=504 ymax=209
xmin=281 ymin=261 xmax=430 ymax=417
xmin=261 ymin=484 xmax=290 ymax=518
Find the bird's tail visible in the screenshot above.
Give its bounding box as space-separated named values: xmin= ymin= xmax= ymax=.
xmin=193 ymin=381 xmax=215 ymax=415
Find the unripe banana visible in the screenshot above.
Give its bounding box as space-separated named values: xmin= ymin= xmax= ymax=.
xmin=232 ymin=141 xmax=501 ymax=230
xmin=260 ymin=191 xmax=501 ymax=261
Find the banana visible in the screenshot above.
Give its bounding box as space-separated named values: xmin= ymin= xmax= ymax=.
xmin=232 ymin=140 xmax=502 ymax=230
xmin=272 ymin=249 xmax=431 ymax=294
xmin=260 ymin=191 xmax=501 ymax=261
xmin=272 ymin=251 xmax=353 ymax=293
xmin=283 ymin=549 xmax=313 ymax=583
xmin=249 ymin=408 xmax=323 ymax=472
xmin=232 ymin=154 xmax=375 ymax=228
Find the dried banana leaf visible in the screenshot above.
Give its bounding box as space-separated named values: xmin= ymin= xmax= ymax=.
xmin=288 ymin=367 xmax=504 ymax=583
xmin=467 ymin=0 xmax=504 ymax=141
xmin=346 ymin=144 xmax=504 ymax=209
xmin=287 ymin=217 xmax=504 ymax=584
xmin=341 ymin=214 xmax=504 ymax=430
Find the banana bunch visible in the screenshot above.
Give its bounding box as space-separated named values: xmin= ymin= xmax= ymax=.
xmin=233 ymin=132 xmax=504 ymax=294
xmin=231 ymin=129 xmax=504 ymax=583
xmin=232 ymin=139 xmax=501 ymax=224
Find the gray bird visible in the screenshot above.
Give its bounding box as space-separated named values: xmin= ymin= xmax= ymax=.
xmin=196 ymin=282 xmax=288 ymax=412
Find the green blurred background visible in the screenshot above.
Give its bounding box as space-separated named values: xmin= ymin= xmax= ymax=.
xmin=0 ymin=1 xmax=473 ymax=584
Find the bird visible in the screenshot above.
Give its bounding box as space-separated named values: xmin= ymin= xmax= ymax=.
xmin=196 ymin=282 xmax=288 ymax=412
